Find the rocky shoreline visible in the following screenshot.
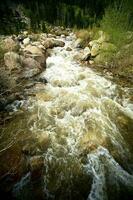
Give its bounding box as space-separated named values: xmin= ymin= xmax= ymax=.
xmin=0 ymin=27 xmax=71 ymax=123
xmin=0 ymin=27 xmax=133 ymax=125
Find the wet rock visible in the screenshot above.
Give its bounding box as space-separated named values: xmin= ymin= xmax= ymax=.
xmin=0 ymin=98 xmax=7 ymax=111
xmin=23 ymin=31 xmax=28 ymax=36
xmin=4 ymin=52 xmax=21 ymax=71
xmin=61 ymin=34 xmax=66 ymax=39
xmin=5 ymin=100 xmax=23 ymax=112
xmin=42 ymin=38 xmax=65 ymax=49
xmin=75 ymin=38 xmax=82 ymax=48
xmin=23 ymin=37 xmax=30 ymax=46
xmin=66 ymin=47 xmax=72 ymax=51
xmin=81 ymin=47 xmax=91 ymax=61
xmin=89 ymin=60 xmax=94 ymax=65
xmin=23 ymin=45 xmax=46 ymax=69
xmin=17 ymin=34 xmax=26 ymax=43
xmin=47 ymin=33 xmax=56 ymax=38
xmin=35 ymin=77 xmax=48 ymax=84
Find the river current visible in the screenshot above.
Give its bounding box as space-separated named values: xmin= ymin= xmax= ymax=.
xmin=0 ymin=33 xmax=133 ymax=200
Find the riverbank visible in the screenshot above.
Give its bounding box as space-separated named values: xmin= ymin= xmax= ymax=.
xmin=74 ymin=28 xmax=133 ymax=87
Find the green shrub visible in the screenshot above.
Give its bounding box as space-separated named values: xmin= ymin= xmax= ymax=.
xmin=101 ymin=2 xmax=133 ymax=48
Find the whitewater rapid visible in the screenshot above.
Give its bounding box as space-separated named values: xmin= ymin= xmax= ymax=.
xmin=13 ymin=33 xmax=133 ymax=200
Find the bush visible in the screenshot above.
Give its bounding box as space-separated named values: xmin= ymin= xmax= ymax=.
xmin=101 ymin=2 xmax=133 ymax=48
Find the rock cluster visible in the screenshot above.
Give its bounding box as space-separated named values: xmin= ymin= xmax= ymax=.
xmin=0 ymin=28 xmax=68 ymax=112
xmin=74 ymin=30 xmax=117 ymax=65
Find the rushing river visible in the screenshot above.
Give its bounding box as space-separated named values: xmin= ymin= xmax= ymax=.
xmin=0 ymin=33 xmax=133 ymax=200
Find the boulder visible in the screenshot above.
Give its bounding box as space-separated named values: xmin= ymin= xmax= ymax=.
xmin=23 ymin=37 xmax=30 ymax=46
xmin=42 ymin=39 xmax=65 ymax=49
xmin=24 ymin=45 xmax=44 ymax=56
xmin=91 ymin=42 xmax=100 ymax=57
xmin=21 ymin=57 xmax=43 ymax=78
xmin=23 ymin=31 xmax=28 ymax=36
xmin=66 ymin=47 xmax=72 ymax=51
xmin=4 ymin=52 xmax=21 ymax=71
xmin=81 ymin=47 xmax=91 ymax=61
xmin=2 ymin=37 xmax=19 ymax=51
xmin=74 ymin=38 xmax=82 ymax=48
xmin=53 ymin=39 xmax=65 ymax=47
xmin=89 ymin=40 xmax=98 ymax=47
xmin=23 ymin=44 xmax=46 ymax=68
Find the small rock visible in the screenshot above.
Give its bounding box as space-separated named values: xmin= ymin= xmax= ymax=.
xmin=23 ymin=37 xmax=30 ymax=46
xmin=23 ymin=31 xmax=28 ymax=36
xmin=36 ymin=77 xmax=48 ymax=84
xmin=17 ymin=34 xmax=26 ymax=42
xmin=66 ymin=47 xmax=72 ymax=51
xmin=89 ymin=60 xmax=94 ymax=65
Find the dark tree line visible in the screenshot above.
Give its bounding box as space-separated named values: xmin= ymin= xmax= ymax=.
xmin=0 ymin=0 xmax=132 ymax=34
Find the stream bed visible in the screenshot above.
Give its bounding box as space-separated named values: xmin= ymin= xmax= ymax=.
xmin=0 ymin=33 xmax=133 ymax=200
